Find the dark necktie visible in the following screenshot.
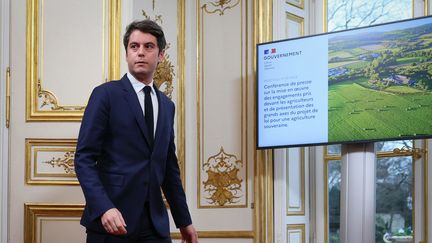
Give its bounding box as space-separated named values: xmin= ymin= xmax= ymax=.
xmin=143 ymin=86 xmax=154 ymax=143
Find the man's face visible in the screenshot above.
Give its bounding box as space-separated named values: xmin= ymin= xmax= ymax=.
xmin=126 ymin=30 xmax=164 ymax=84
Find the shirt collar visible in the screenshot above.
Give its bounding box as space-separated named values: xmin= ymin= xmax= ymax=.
xmin=127 ymin=72 xmax=155 ymax=94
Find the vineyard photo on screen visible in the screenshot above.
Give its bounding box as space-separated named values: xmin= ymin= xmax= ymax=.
xmin=328 ymin=18 xmax=432 ymax=142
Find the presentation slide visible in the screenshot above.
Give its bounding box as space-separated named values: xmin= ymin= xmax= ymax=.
xmin=257 ymin=16 xmax=432 ymax=148
xmin=257 ymin=35 xmax=329 ymax=148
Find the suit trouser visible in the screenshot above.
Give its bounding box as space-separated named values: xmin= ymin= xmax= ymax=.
xmin=86 ymin=203 xmax=172 ymax=243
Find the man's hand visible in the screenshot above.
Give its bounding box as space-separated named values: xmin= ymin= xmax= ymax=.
xmin=180 ymin=224 xmax=198 ymax=243
xmin=101 ymin=208 xmax=127 ymax=235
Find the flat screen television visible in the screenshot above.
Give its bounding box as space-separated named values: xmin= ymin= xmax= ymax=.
xmin=257 ymin=16 xmax=432 ymax=149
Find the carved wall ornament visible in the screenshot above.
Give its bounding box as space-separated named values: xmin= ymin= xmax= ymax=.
xmin=25 ymin=138 xmax=78 ymax=185
xmin=154 ymin=45 xmax=175 ymax=99
xmin=203 ymin=147 xmax=243 ymax=206
xmin=142 ymin=11 xmax=175 ymax=99
xmin=142 ymin=10 xmax=163 ymax=24
xmin=37 ymin=79 xmax=85 ymax=111
xmin=26 ymin=0 xmax=119 ymax=121
xmin=43 ymin=151 xmax=76 ymax=174
xmin=202 ymin=0 xmax=240 ymax=15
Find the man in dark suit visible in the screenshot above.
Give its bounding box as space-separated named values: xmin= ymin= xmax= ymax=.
xmin=75 ymin=19 xmax=198 ymax=243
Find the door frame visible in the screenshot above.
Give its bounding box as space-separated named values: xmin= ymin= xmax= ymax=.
xmin=0 ymin=0 xmax=10 ymax=242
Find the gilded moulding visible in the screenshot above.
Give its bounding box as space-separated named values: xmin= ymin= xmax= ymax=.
xmin=202 ymin=147 xmax=244 ymax=207
xmin=202 ymin=0 xmax=241 ymax=15
xmin=254 ymin=0 xmax=273 ymax=242
xmin=286 ymin=0 xmax=304 ymax=9
xmin=197 ymin=0 xmax=248 ymax=209
xmin=286 ymin=12 xmax=304 ymax=37
xmin=177 ymin=0 xmax=186 ymax=186
xmin=171 ymin=230 xmax=254 ymax=239
xmin=37 ymin=79 xmax=85 ymax=112
xmin=26 ymin=0 xmax=121 ymax=121
xmin=286 ymin=148 xmax=305 ymax=216
xmin=287 ymin=224 xmax=306 ymax=243
xmin=24 ymin=203 xmax=84 ymax=243
xmin=108 ymin=0 xmax=122 ymax=81
xmin=25 ymin=138 xmax=78 ymax=185
xmin=42 ymin=151 xmax=75 ymax=174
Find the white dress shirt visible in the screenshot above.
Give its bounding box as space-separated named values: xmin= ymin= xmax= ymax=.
xmin=127 ymin=72 xmax=159 ymax=136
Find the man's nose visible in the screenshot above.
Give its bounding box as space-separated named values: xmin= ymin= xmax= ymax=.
xmin=138 ymin=46 xmax=145 ymax=56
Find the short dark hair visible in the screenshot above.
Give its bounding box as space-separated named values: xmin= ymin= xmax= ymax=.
xmin=123 ymin=20 xmax=166 ymax=53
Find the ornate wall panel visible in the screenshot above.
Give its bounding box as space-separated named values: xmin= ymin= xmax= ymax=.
xmin=120 ymin=0 xmax=186 ymax=182
xmin=24 ymin=203 xmax=85 ymax=243
xmin=287 ymin=0 xmax=304 ymax=9
xmin=197 ymin=0 xmax=248 ymax=208
xmin=287 ymin=224 xmax=306 ymax=243
xmin=285 ymin=12 xmax=304 ymax=37
xmin=25 ymin=138 xmax=77 ymax=185
xmin=26 ymin=0 xmax=120 ymax=121
xmin=286 ymin=148 xmax=305 ymax=215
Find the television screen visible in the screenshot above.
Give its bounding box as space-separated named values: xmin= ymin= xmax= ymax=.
xmin=257 ymin=16 xmax=432 ymax=149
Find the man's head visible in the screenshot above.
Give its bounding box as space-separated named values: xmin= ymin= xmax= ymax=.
xmin=123 ymin=20 xmax=166 ymax=53
xmin=123 ymin=20 xmax=166 ymax=84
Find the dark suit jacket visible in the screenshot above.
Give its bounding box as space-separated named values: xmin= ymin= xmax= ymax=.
xmin=75 ymin=74 xmax=192 ymax=237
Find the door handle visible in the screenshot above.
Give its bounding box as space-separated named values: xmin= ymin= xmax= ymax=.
xmin=6 ymin=67 xmax=10 ymax=128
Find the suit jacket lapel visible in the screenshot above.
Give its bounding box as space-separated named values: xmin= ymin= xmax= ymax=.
xmin=120 ymin=75 xmax=154 ymax=148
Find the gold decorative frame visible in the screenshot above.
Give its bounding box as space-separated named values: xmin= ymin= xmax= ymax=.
xmin=197 ymin=0 xmax=248 ymax=208
xmin=287 ymin=224 xmax=306 ymax=243
xmin=286 ymin=12 xmax=304 ymax=37
xmin=24 ymin=203 xmax=84 ymax=243
xmin=254 ymin=0 xmax=273 ymax=242
xmin=171 ymin=230 xmax=254 ymax=239
xmin=176 ymin=0 xmax=186 ymax=186
xmin=25 ymin=138 xmax=78 ymax=185
xmin=286 ymin=0 xmax=304 ymax=9
xmin=286 ymin=148 xmax=305 ymax=216
xmin=109 ymin=0 xmax=121 ymax=80
xmin=323 ymin=147 xmax=340 ymax=243
xmin=26 ymin=0 xmax=121 ymax=121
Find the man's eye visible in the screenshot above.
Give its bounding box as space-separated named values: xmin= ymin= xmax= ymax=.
xmin=145 ymin=44 xmax=155 ymax=50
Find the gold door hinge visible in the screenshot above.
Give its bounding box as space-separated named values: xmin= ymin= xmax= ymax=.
xmin=6 ymin=67 xmax=10 ymax=128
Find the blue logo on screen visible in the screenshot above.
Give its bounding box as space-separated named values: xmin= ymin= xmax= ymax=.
xmin=264 ymin=48 xmax=276 ymax=55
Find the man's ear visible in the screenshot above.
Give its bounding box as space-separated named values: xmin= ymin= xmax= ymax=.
xmin=158 ymin=49 xmax=165 ymax=62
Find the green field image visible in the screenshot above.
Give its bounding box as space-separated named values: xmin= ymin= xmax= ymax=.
xmin=328 ymin=20 xmax=432 ymax=142
xmin=328 ymin=79 xmax=432 ymax=142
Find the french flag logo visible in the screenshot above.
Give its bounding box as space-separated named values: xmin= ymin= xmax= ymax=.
xmin=264 ymin=48 xmax=277 ymax=55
